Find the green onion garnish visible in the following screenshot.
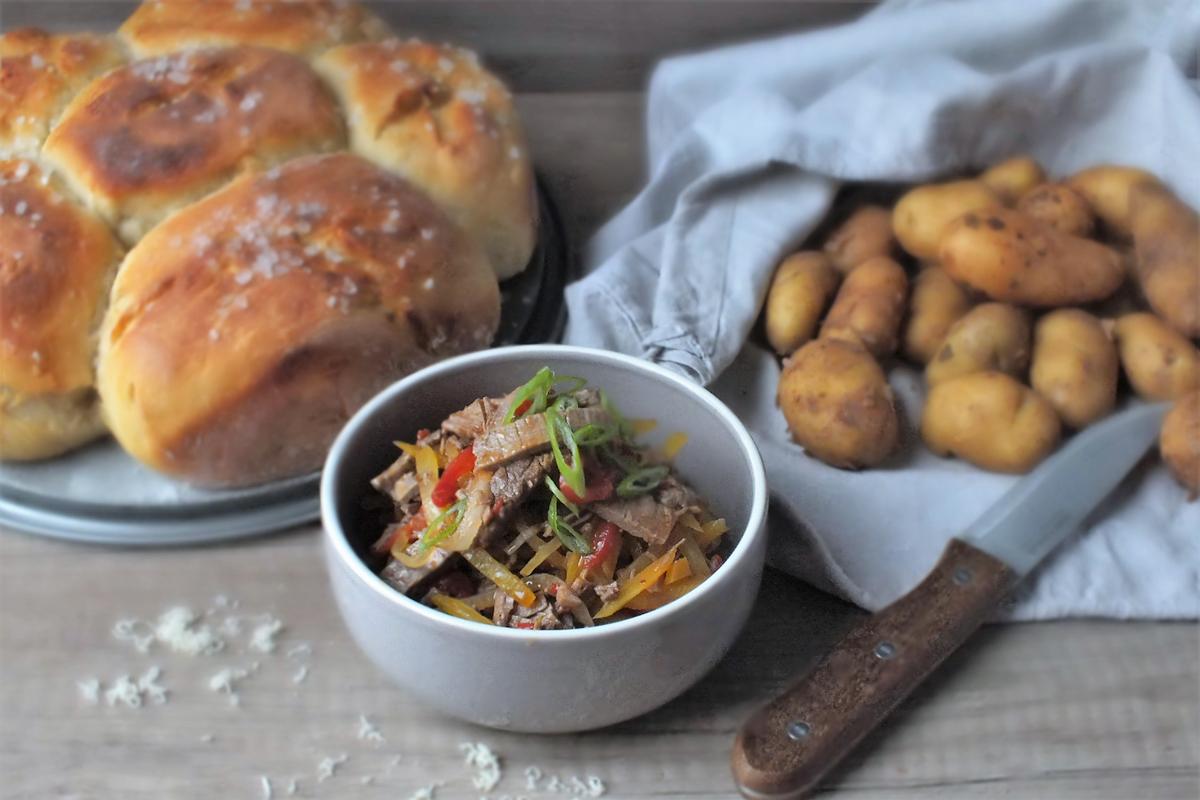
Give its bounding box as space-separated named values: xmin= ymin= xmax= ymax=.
xmin=545 ymin=404 xmax=586 ymax=497
xmin=574 ymin=422 xmax=618 ymax=447
xmin=503 ymin=367 xmax=555 ymax=423
xmin=548 ymin=494 xmax=591 ymax=555
xmin=599 ymin=389 xmax=632 ymax=438
xmin=543 ymin=476 xmax=580 ymax=515
xmin=414 ymin=498 xmax=467 ymax=554
xmin=616 ymin=465 xmax=669 ymax=498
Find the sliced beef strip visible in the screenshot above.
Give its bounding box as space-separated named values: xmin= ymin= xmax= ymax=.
xmin=379 ymin=548 xmax=459 ymax=597
xmin=474 ymin=407 xmax=611 ymax=468
xmin=594 ymin=580 xmax=620 ymax=603
xmin=370 ymin=430 xmax=442 ymax=499
xmin=590 ymin=494 xmax=681 ymax=546
xmin=442 ymin=396 xmax=506 ymax=441
xmin=478 ymin=453 xmax=554 ymax=547
xmin=492 ymin=591 xmax=515 ymax=626
xmin=656 ymin=474 xmax=701 ymax=514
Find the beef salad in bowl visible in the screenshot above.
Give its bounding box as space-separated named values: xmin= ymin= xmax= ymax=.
xmin=321 ymin=346 xmax=767 ymax=732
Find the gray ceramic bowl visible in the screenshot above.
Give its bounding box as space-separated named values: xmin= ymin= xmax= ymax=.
xmin=321 ymin=345 xmax=768 ymax=732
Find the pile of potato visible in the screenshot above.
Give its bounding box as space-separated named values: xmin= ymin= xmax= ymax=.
xmin=767 ymin=157 xmax=1200 ymax=496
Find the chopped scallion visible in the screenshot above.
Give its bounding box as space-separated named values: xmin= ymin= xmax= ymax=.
xmin=616 ymin=465 xmax=669 ymax=498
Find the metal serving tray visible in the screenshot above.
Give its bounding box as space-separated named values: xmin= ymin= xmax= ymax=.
xmin=0 ymin=182 xmax=570 ymax=545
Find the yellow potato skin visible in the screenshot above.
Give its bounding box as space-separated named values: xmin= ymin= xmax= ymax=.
xmin=980 ymin=156 xmax=1045 ymax=205
xmin=1030 ymin=309 xmax=1118 ymax=429
xmin=819 ymin=256 xmax=908 ymax=358
xmin=938 ymin=208 xmax=1125 ymax=306
xmin=903 ymin=266 xmax=972 ymax=365
xmin=926 ymin=302 xmax=1031 ymax=386
xmin=764 ymin=251 xmax=841 ymax=356
xmin=777 ymin=338 xmax=899 ymax=470
xmin=1066 ymin=164 xmax=1160 ymax=237
xmin=1129 ymin=182 xmax=1200 ymax=338
xmin=1017 ymin=182 xmax=1095 ymax=237
xmin=921 ymin=372 xmax=1061 ymax=473
xmin=1112 ymin=313 xmax=1200 ymax=401
xmin=1160 ymin=390 xmax=1200 ymax=497
xmin=823 ymin=205 xmax=896 ymax=274
xmin=893 ymin=180 xmax=999 ymax=261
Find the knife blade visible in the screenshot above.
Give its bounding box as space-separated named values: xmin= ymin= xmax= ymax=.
xmin=732 ymin=402 xmax=1169 ymax=800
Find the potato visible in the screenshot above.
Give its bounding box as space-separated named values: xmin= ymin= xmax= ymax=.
xmin=1066 ymin=164 xmax=1160 ymax=237
xmin=1160 ymin=390 xmax=1200 ymax=497
xmin=921 ymin=372 xmax=1061 ymax=473
xmin=765 ymin=252 xmax=841 ymax=355
xmin=1017 ymin=182 xmax=1095 ymax=237
xmin=980 ymin=155 xmax=1045 ymax=205
xmin=893 ymin=180 xmax=1000 ymax=261
xmin=1112 ymin=313 xmax=1200 ymax=401
xmin=903 ymin=266 xmax=972 ymax=364
xmin=819 ymin=256 xmax=908 ymax=357
xmin=1030 ymin=309 xmax=1118 ymax=429
xmin=938 ymin=208 xmax=1125 ymax=306
xmin=777 ymin=338 xmax=899 ymax=469
xmin=823 ymin=205 xmax=896 ymax=274
xmin=926 ymin=302 xmax=1031 ymax=386
xmin=1129 ymin=182 xmax=1200 ymax=337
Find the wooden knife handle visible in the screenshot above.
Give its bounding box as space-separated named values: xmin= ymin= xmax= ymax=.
xmin=732 ymin=538 xmax=1018 ymax=799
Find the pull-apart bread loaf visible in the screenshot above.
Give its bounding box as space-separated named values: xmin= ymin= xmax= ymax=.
xmin=97 ymin=153 xmax=500 ymax=487
xmin=0 ymin=158 xmax=125 ymax=459
xmin=119 ymin=0 xmax=390 ymax=59
xmin=1 ymin=29 xmax=126 ymax=156
xmin=317 ymin=39 xmax=537 ymax=279
xmin=43 ymin=46 xmax=346 ymax=244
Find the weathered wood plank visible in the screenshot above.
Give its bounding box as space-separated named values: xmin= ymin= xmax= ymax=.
xmin=0 ymin=528 xmax=1196 ymax=799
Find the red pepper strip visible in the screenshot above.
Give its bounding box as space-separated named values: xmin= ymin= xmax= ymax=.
xmin=581 ymin=522 xmax=621 ymax=572
xmin=559 ymin=463 xmax=614 ymax=505
xmin=513 ymin=398 xmax=533 ymax=417
xmin=431 ymin=445 xmax=475 ymax=507
xmin=512 ymin=619 xmax=535 ymax=629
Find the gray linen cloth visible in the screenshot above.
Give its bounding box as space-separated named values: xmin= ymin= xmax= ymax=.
xmin=563 ymin=0 xmax=1200 ymax=619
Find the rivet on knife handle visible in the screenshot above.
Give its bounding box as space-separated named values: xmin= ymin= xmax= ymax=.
xmin=731 ymin=538 xmax=1018 ymax=799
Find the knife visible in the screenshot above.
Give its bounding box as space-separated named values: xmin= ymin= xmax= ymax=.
xmin=731 ymin=402 xmax=1168 ymax=799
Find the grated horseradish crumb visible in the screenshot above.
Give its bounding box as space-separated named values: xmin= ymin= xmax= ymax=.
xmin=316 ymin=753 xmax=347 ymax=782
xmin=259 ymin=775 xmax=272 ymax=799
xmin=249 ymin=618 xmax=284 ymax=653
xmin=460 ymin=742 xmax=501 ymax=791
xmin=357 ymin=714 xmax=385 ymax=745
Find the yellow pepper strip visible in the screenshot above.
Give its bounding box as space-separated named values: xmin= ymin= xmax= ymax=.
xmin=395 ymin=441 xmax=440 ymax=519
xmin=395 ymin=541 xmax=440 ymax=569
xmin=520 ymin=538 xmax=561 ymax=577
xmin=595 ymin=543 xmax=682 ymax=619
xmin=679 ymin=533 xmax=712 ymax=579
xmin=661 ymin=431 xmax=689 ymax=460
xmin=625 ymin=575 xmax=704 ymax=612
xmin=564 ymin=551 xmax=583 ymax=586
xmin=463 ymin=548 xmax=535 ymax=607
xmin=666 ymin=558 xmax=692 ymax=585
xmin=693 ymin=517 xmax=729 ymax=549
xmin=630 ymin=418 xmax=658 ymax=436
xmin=429 ymin=592 xmax=494 ymax=625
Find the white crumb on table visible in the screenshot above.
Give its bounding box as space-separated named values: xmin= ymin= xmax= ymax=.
xmin=407 ymin=783 xmax=441 ymax=800
xmin=316 ymin=753 xmax=348 ymax=782
xmin=286 ymin=778 xmax=299 ymax=796
xmin=208 ymin=665 xmax=253 ymax=706
xmin=249 ymin=616 xmax=284 ymax=652
xmin=285 ymin=643 xmax=311 ymax=659
xmin=291 ymin=665 xmax=309 ymax=685
xmin=460 ymin=742 xmax=501 ymax=791
xmin=357 ymin=714 xmax=385 ymax=745
xmin=259 ymin=775 xmax=273 ymax=799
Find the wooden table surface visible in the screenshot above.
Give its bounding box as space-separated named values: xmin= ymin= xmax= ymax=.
xmin=2 ymin=2 xmax=1198 ymax=799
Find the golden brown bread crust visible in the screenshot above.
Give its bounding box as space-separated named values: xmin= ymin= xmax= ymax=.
xmin=0 ymin=28 xmax=126 ymax=156
xmin=316 ymin=39 xmax=537 ymax=279
xmin=119 ymin=0 xmax=391 ymax=58
xmin=98 ymin=153 xmax=500 ymax=487
xmin=43 ymin=46 xmax=345 ymax=244
xmin=0 ymin=158 xmax=124 ymax=460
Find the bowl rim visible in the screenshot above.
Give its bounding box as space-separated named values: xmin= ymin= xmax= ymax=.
xmin=320 ymin=344 xmax=768 ymax=642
